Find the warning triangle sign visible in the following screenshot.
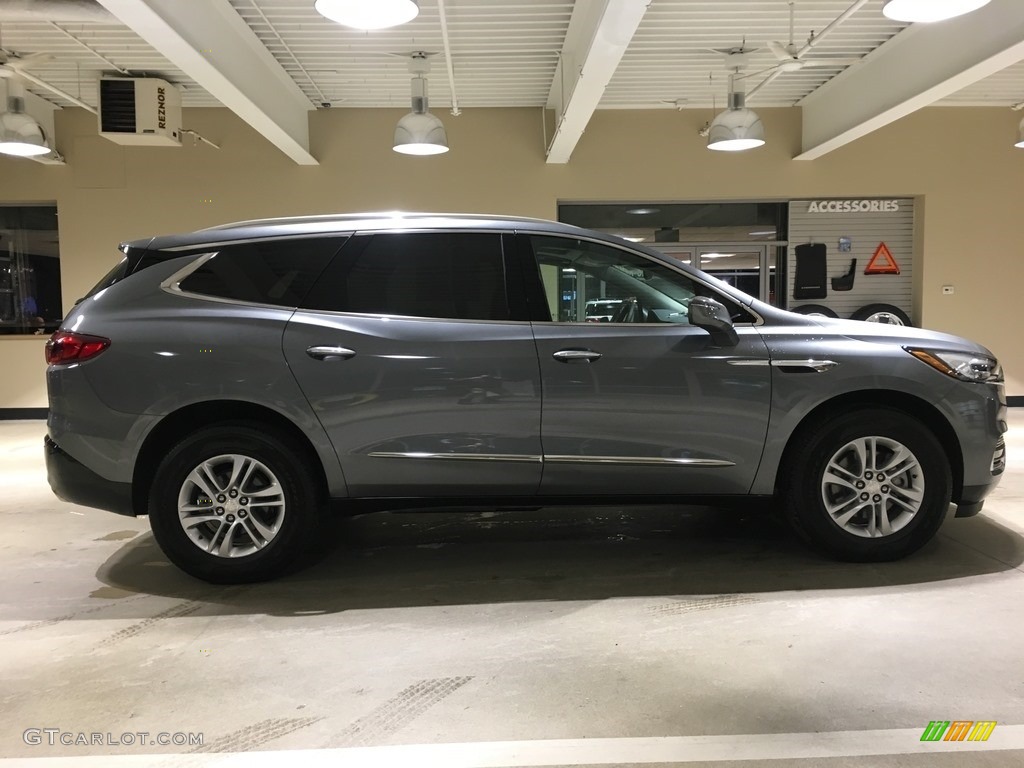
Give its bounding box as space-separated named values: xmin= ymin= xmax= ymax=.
xmin=865 ymin=242 xmax=900 ymax=275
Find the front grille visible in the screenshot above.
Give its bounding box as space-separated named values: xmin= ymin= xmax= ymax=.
xmin=992 ymin=439 xmax=1006 ymax=475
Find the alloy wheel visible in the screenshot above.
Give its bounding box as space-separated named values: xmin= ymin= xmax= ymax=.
xmin=820 ymin=436 xmax=925 ymax=538
xmin=176 ymin=454 xmax=286 ymax=558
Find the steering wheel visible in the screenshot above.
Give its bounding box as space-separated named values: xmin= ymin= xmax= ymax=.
xmin=611 ymin=297 xmax=644 ymax=323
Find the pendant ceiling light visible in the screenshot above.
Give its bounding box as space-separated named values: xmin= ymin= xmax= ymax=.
xmin=882 ymin=0 xmax=990 ymax=23
xmin=707 ymin=79 xmax=765 ymax=152
xmin=393 ymin=54 xmax=448 ymax=155
xmin=314 ymin=0 xmax=419 ymax=30
xmin=0 ymin=82 xmax=50 ymax=157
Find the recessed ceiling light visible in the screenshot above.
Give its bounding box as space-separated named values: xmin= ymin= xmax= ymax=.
xmin=882 ymin=0 xmax=990 ymax=23
xmin=626 ymin=207 xmax=660 ymax=215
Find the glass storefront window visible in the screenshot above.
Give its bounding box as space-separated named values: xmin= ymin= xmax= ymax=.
xmin=0 ymin=205 xmax=62 ymax=335
xmin=558 ymin=201 xmax=788 ymax=306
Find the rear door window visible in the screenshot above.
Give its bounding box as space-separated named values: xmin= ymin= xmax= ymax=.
xmin=178 ymin=237 xmax=345 ymax=307
xmin=302 ymin=232 xmax=510 ymax=321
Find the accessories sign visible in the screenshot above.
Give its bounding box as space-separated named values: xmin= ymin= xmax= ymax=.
xmin=808 ymin=200 xmax=900 ymax=213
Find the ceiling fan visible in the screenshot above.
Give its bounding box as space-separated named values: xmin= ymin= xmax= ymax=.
xmin=758 ymin=1 xmax=860 ymax=76
xmin=0 ymin=49 xmax=53 ymax=80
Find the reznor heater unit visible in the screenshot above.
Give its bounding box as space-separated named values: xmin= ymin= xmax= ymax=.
xmin=98 ymin=77 xmax=181 ymax=146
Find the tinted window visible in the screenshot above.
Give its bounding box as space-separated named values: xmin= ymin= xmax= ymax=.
xmin=303 ymin=232 xmax=509 ymax=321
xmin=529 ymin=235 xmax=754 ymax=324
xmin=83 ymin=256 xmax=128 ymax=301
xmin=178 ymin=238 xmax=343 ymax=307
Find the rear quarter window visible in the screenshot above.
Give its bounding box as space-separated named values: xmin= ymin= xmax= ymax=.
xmin=178 ymin=237 xmax=345 ymax=307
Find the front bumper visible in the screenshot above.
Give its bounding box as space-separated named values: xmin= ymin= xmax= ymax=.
xmin=954 ymin=435 xmax=1006 ymax=518
xmin=45 ymin=435 xmax=135 ymax=516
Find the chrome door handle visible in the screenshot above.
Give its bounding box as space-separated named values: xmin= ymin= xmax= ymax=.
xmin=552 ymin=349 xmax=602 ymax=363
xmin=306 ymin=345 xmax=356 ymax=361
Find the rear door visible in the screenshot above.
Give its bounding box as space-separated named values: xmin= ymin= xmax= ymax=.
xmin=283 ymin=231 xmax=543 ymax=498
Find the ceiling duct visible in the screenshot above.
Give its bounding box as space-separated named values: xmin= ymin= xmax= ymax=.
xmin=0 ymin=0 xmax=114 ymax=22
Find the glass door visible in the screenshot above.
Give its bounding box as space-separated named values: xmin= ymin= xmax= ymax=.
xmin=692 ymin=245 xmax=776 ymax=305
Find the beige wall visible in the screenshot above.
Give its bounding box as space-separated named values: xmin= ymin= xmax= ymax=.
xmin=1 ymin=104 xmax=1022 ymax=408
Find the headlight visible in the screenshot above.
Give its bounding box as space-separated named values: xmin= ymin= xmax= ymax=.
xmin=906 ymin=348 xmax=1003 ymax=383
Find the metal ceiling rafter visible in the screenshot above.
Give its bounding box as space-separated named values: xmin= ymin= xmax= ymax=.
xmin=96 ymin=0 xmax=318 ymax=165
xmin=48 ymin=21 xmax=131 ymax=75
xmin=545 ymin=0 xmax=650 ymax=164
xmin=797 ymin=0 xmax=1024 ymax=160
xmin=245 ymin=0 xmax=329 ymax=107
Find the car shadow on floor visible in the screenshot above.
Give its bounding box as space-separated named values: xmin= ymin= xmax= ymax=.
xmin=93 ymin=503 xmax=1024 ymax=617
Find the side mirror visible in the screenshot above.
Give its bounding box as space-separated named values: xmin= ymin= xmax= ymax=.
xmin=689 ymin=296 xmax=739 ymax=347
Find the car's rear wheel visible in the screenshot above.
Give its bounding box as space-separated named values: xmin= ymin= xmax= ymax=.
xmin=148 ymin=424 xmax=324 ymax=583
xmin=783 ymin=409 xmax=951 ymax=561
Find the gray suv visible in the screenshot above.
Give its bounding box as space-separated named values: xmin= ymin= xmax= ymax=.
xmin=44 ymin=214 xmax=1007 ymax=583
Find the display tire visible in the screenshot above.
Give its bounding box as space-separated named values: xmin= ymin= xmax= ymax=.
xmin=851 ymin=303 xmax=912 ymax=326
xmin=792 ymin=304 xmax=838 ymax=318
xmin=148 ymin=422 xmax=325 ymax=583
xmin=783 ymin=408 xmax=951 ymax=562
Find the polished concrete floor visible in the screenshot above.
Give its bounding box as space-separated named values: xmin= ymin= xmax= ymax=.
xmin=1 ymin=414 xmax=1023 ymax=767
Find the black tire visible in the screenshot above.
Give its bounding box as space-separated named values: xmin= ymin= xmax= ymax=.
xmin=792 ymin=304 xmax=838 ymax=318
xmin=851 ymin=303 xmax=912 ymax=326
xmin=148 ymin=423 xmax=325 ymax=583
xmin=782 ymin=408 xmax=951 ymax=562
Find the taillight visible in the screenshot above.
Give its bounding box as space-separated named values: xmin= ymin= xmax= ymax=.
xmin=45 ymin=331 xmax=111 ymax=365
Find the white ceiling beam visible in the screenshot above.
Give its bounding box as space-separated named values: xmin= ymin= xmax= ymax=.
xmin=797 ymin=0 xmax=1024 ymax=160
xmin=545 ymin=0 xmax=649 ymax=164
xmin=96 ymin=0 xmax=318 ymax=165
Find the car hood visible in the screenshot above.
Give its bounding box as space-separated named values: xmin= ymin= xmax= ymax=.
xmin=805 ymin=317 xmax=995 ymax=358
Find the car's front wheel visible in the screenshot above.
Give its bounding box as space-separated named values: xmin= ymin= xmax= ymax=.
xmin=784 ymin=409 xmax=951 ymax=561
xmin=148 ymin=424 xmax=324 ymax=583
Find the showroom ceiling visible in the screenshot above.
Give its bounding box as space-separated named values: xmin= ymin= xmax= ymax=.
xmin=0 ymin=0 xmax=1023 ymax=162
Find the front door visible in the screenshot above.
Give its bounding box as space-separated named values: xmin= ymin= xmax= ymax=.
xmin=519 ymin=234 xmax=771 ymax=496
xmin=284 ymin=231 xmax=543 ymax=498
